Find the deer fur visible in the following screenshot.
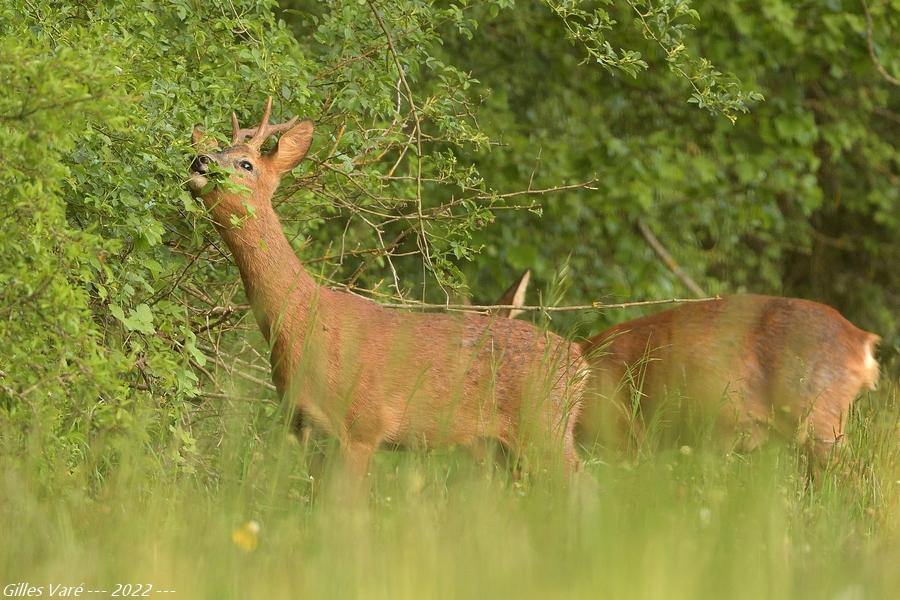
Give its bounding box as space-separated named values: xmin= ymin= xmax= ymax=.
xmin=581 ymin=295 xmax=879 ymax=460
xmin=187 ymin=99 xmax=586 ymax=476
xmin=495 ymin=274 xmax=879 ymax=462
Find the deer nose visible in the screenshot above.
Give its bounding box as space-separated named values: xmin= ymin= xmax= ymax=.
xmin=191 ymin=154 xmax=212 ymax=174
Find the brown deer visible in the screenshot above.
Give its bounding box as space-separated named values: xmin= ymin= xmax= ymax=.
xmin=187 ymin=98 xmax=587 ymax=477
xmin=493 ymin=272 xmax=880 ymax=463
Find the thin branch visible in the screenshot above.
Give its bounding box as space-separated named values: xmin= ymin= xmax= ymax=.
xmin=636 ymin=219 xmax=706 ymax=297
xmin=478 ymin=179 xmax=599 ymax=200
xmin=378 ymin=295 xmax=722 ymax=314
xmin=861 ymin=0 xmax=900 ymax=86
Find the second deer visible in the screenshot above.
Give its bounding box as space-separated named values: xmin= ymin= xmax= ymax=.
xmin=494 ymin=271 xmax=880 ymax=463
xmin=187 ymin=99 xmax=587 ymax=477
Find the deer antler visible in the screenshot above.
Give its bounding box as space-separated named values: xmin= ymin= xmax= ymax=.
xmin=230 ymin=96 xmax=299 ymax=148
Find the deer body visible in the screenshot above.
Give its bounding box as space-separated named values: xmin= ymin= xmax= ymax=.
xmin=578 ymin=295 xmax=879 ymax=459
xmin=189 ymin=100 xmax=585 ymax=475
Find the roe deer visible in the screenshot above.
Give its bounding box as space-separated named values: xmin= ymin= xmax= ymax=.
xmin=494 ymin=273 xmax=879 ymax=463
xmin=186 ymin=98 xmax=587 ymax=477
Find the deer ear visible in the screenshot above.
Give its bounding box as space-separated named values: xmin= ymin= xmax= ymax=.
xmin=191 ymin=126 xmax=219 ymax=151
xmin=268 ymin=120 xmax=314 ymax=174
xmin=494 ymin=270 xmax=531 ymax=319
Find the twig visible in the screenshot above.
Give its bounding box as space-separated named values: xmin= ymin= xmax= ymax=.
xmin=378 ymin=295 xmax=722 ymax=314
xmin=475 ymin=179 xmax=599 ymax=200
xmin=861 ymin=0 xmax=900 ymax=86
xmin=194 ymin=306 xmax=238 ymax=333
xmin=636 ymin=219 xmax=706 ymax=297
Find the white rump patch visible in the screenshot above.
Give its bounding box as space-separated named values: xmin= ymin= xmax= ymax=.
xmin=862 ymin=336 xmax=880 ymax=391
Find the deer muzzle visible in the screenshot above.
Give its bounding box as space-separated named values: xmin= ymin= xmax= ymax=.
xmin=187 ymin=154 xmax=214 ymax=194
xmin=191 ymin=154 xmax=212 ymax=174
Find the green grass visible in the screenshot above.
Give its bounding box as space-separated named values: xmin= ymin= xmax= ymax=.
xmin=1 ymin=384 xmax=897 ymax=600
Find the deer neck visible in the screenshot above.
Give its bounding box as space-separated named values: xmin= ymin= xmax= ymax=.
xmin=214 ymin=203 xmax=318 ymax=348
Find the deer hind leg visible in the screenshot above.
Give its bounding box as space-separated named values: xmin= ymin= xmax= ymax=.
xmin=488 ymin=438 xmax=525 ymax=482
xmin=786 ymin=395 xmax=859 ymax=485
xmin=731 ymin=403 xmax=773 ymax=454
xmin=799 ymin=432 xmax=845 ymax=483
xmin=807 ymin=413 xmax=853 ymax=472
xmin=522 ymin=426 xmax=581 ymax=477
xmin=506 ymin=407 xmax=582 ymax=478
xmin=563 ymin=426 xmax=582 ymax=474
xmin=797 ymin=382 xmax=861 ymax=473
xmin=558 ymin=377 xmax=584 ymax=475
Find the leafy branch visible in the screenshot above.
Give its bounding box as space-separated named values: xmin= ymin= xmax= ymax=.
xmin=544 ymin=0 xmax=764 ymax=121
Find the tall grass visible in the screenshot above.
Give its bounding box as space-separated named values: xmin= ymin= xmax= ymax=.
xmin=1 ymin=382 xmax=897 ymax=599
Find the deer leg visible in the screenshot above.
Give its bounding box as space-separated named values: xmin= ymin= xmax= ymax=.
xmin=290 ymin=409 xmax=307 ymax=440
xmin=340 ymin=438 xmax=379 ymax=479
xmin=506 ymin=419 xmax=581 ymax=479
xmin=808 ymin=431 xmax=850 ymax=475
xmin=732 ymin=415 xmax=771 ymax=454
xmin=563 ymin=428 xmax=582 ymax=475
xmin=318 ymin=438 xmax=379 ymax=502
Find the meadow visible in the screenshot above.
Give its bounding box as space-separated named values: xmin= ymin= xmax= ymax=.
xmin=2 ymin=380 xmax=896 ymax=599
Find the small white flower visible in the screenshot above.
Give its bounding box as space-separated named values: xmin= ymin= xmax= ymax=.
xmin=699 ymin=507 xmax=711 ymax=526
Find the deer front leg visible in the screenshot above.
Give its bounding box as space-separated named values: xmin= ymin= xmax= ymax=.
xmin=340 ymin=438 xmax=379 ymax=479
xmin=317 ymin=438 xmax=379 ymax=502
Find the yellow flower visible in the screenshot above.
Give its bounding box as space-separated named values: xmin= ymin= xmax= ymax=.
xmin=231 ymin=520 xmax=260 ymax=552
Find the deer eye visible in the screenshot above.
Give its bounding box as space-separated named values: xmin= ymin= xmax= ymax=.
xmin=239 ymin=160 xmax=254 ymax=172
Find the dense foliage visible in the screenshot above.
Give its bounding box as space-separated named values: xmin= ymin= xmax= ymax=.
xmin=448 ymin=0 xmax=899 ymax=343
xmin=1 ymin=0 xmax=897 ymax=478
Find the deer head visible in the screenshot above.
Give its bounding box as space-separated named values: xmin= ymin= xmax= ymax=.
xmin=188 ymin=97 xmax=314 ymax=225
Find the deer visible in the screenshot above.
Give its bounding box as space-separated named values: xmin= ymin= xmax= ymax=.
xmin=492 ymin=271 xmax=880 ymax=466
xmin=186 ymin=98 xmax=587 ymax=478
